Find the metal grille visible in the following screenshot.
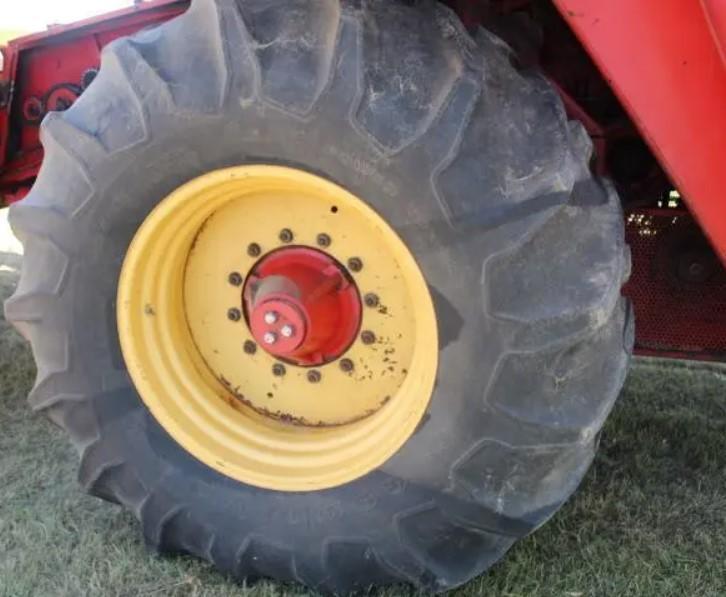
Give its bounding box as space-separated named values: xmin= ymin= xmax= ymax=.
xmin=623 ymin=209 xmax=726 ymax=361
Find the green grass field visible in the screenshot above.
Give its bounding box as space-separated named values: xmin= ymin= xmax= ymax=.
xmin=1 ymin=231 xmax=724 ymax=596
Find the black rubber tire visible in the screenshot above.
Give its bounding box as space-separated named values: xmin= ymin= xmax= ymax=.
xmin=5 ymin=0 xmax=633 ymax=593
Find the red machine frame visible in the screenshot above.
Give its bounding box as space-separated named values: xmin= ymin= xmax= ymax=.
xmin=0 ymin=0 xmax=187 ymax=202
xmin=1 ymin=0 xmax=724 ymax=361
xmin=555 ymin=0 xmax=726 ymax=264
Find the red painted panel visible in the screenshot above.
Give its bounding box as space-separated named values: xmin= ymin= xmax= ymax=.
xmin=14 ymin=37 xmax=99 ymax=154
xmin=0 ymin=0 xmax=188 ymax=198
xmin=553 ymin=0 xmax=726 ymax=264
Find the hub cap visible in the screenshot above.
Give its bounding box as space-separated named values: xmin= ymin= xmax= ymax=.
xmin=117 ymin=166 xmax=438 ymax=491
xmin=244 ymin=247 xmax=362 ymax=365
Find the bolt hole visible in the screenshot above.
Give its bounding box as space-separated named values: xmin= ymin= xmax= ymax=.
xmin=247 ymin=243 xmax=261 ymax=257
xmin=272 ymin=363 xmax=286 ymax=377
xmin=348 ymin=257 xmax=363 ymax=272
xmin=279 ymin=228 xmax=294 ymax=244
xmin=364 ymin=293 xmax=379 ymax=308
xmin=316 ymin=233 xmax=332 ymax=248
xmin=361 ymin=330 xmax=376 ymax=345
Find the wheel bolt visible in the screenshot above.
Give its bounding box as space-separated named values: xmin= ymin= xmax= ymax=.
xmin=243 ymin=340 xmax=257 ymax=355
xmin=280 ymin=324 xmax=295 ymax=338
xmin=361 ymin=330 xmax=376 ymax=345
xmin=279 ymin=228 xmax=294 ymax=243
xmin=272 ymin=363 xmax=286 ymax=377
xmin=247 ymin=243 xmax=261 ymax=257
xmin=228 ymin=272 xmax=243 ymax=286
xmin=348 ymin=257 xmax=363 ymax=272
xmin=264 ymin=311 xmax=278 ymax=325
xmin=316 ymin=233 xmax=331 ymax=248
xmin=227 ymin=308 xmax=241 ymax=321
xmin=263 ymin=332 xmax=277 ymax=345
xmin=364 ymin=293 xmax=379 ymax=308
xmin=307 ymin=370 xmax=321 ymax=383
xmin=339 ymin=358 xmax=354 ymax=373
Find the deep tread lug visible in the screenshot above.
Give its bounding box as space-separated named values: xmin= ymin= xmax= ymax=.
xmin=141 ymin=498 xmax=185 ymax=552
xmin=412 ymin=73 xmax=482 ymax=183
xmin=235 ymin=0 xmax=341 ymax=115
xmin=42 ymin=112 xmax=107 ymax=163
xmin=79 ymin=453 xmax=125 ymax=504
xmin=322 ymin=540 xmax=398 ymax=593
xmin=396 ymin=504 xmax=513 ymax=591
xmin=355 ymin=0 xmax=469 ymax=154
xmin=104 ymin=37 xmax=173 ymax=119
xmin=451 ymin=439 xmax=594 ymax=523
xmin=235 ymin=537 xmax=298 ymax=583
xmin=126 ymin=1 xmax=228 ymax=113
xmin=4 ymin=236 xmax=69 ymax=326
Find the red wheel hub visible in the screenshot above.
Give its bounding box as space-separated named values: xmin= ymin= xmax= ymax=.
xmin=244 ymin=248 xmax=362 ymax=365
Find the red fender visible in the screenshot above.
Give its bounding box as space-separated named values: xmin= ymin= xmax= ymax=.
xmin=553 ymin=0 xmax=726 ymax=264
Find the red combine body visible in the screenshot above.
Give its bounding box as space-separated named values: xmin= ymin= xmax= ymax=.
xmin=1 ymin=1 xmax=724 ymax=592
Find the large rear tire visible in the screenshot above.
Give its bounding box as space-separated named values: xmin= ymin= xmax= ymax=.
xmin=6 ymin=0 xmax=632 ymax=592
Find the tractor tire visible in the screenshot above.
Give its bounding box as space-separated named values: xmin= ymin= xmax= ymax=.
xmin=6 ymin=0 xmax=632 ymax=593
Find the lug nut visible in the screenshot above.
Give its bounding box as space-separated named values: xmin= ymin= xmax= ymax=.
xmin=243 ymin=340 xmax=257 ymax=355
xmin=272 ymin=363 xmax=286 ymax=377
xmin=279 ymin=228 xmax=294 ymax=243
xmin=228 ymin=272 xmax=243 ymax=286
xmin=247 ymin=243 xmax=261 ymax=257
xmin=348 ymin=257 xmax=363 ymax=272
xmin=264 ymin=311 xmax=279 ymax=325
xmin=339 ymin=358 xmax=354 ymax=373
xmin=227 ymin=308 xmax=241 ymax=321
xmin=280 ymin=324 xmax=295 ymax=338
xmin=361 ymin=330 xmax=376 ymax=345
xmin=307 ymin=370 xmax=322 ymax=383
xmin=316 ymin=233 xmax=331 ymax=248
xmin=364 ymin=293 xmax=379 ymax=308
xmin=263 ymin=332 xmax=277 ymax=345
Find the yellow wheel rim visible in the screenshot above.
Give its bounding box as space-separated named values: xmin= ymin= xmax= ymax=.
xmin=117 ymin=166 xmax=438 ymax=491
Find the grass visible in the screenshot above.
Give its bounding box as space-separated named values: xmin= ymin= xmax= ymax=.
xmin=1 ymin=257 xmax=725 ymax=596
